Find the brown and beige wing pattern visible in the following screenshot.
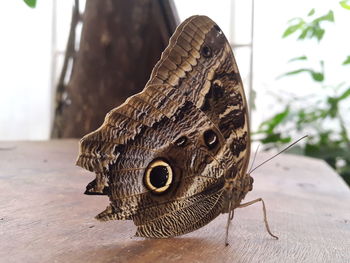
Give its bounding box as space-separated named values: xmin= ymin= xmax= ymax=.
xmin=76 ymin=15 xmax=251 ymax=238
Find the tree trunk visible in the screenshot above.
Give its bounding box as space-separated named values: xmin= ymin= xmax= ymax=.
xmin=52 ymin=0 xmax=178 ymax=138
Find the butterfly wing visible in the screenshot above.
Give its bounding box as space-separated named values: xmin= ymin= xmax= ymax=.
xmin=76 ymin=16 xmax=250 ymax=238
xmin=147 ymin=15 xmax=250 ymax=177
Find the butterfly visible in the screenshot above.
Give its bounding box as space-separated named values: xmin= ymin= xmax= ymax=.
xmin=76 ymin=15 xmax=277 ymax=245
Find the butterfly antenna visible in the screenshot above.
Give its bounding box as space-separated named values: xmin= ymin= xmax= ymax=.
xmin=248 ymin=144 xmax=260 ymax=174
xmin=249 ymin=135 xmax=308 ymax=174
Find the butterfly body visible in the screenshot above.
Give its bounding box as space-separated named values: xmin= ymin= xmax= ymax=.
xmin=77 ymin=15 xmax=251 ymax=238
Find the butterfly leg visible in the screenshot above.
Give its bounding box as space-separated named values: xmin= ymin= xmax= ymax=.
xmin=237 ymin=198 xmax=279 ymax=240
xmin=224 ymin=199 xmax=235 ymax=246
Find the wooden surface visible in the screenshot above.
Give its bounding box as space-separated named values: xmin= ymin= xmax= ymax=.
xmin=0 ymin=140 xmax=350 ymax=263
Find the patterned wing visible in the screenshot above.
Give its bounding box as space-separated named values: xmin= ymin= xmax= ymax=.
xmin=76 ymin=15 xmax=250 ymax=238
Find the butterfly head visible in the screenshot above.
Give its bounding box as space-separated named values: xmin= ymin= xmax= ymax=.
xmin=244 ymin=172 xmax=254 ymax=192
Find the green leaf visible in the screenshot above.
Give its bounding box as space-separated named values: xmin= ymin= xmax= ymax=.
xmin=296 ymin=109 xmax=328 ymax=127
xmin=313 ymin=27 xmax=325 ymax=41
xmin=279 ymin=68 xmax=324 ymax=82
xmin=261 ymin=133 xmax=291 ymax=144
xmin=311 ymin=71 xmax=324 ymax=82
xmin=284 ymin=10 xmax=334 ymax=41
xmin=282 ymin=69 xmax=309 ymax=77
xmin=258 ymin=107 xmax=290 ymax=134
xmin=314 ymin=10 xmax=334 ymax=23
xmin=282 ymin=20 xmax=305 ymax=38
xmin=288 ymin=56 xmax=308 ymax=62
xmin=339 ymin=87 xmax=350 ymax=100
xmin=325 ymin=88 xmax=350 ymax=118
xmin=327 ymin=97 xmax=339 ymax=118
xmin=308 ymin=8 xmax=315 ymax=16
xmin=326 ymin=10 xmax=335 ymax=21
xmin=342 ymin=56 xmax=350 ymax=65
xmin=298 ymin=26 xmax=310 ymax=40
xmin=24 ymin=0 xmax=36 ymax=8
xmin=340 ymin=0 xmax=350 ymax=10
xmin=319 ymin=132 xmax=332 ymax=145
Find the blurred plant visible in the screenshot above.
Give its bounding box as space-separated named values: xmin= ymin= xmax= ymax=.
xmin=255 ymin=2 xmax=350 ymax=185
xmin=23 ymin=0 xmax=36 ymax=8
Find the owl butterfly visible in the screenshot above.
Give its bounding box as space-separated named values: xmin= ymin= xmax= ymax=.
xmin=76 ymin=15 xmax=278 ymax=245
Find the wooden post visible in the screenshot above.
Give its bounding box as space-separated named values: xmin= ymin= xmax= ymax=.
xmin=52 ymin=0 xmax=179 ymax=138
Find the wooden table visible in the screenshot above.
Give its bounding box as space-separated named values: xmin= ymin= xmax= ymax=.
xmin=1 ymin=140 xmax=349 ymax=263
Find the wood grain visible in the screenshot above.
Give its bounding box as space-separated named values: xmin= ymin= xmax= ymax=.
xmin=0 ymin=140 xmax=349 ymax=263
